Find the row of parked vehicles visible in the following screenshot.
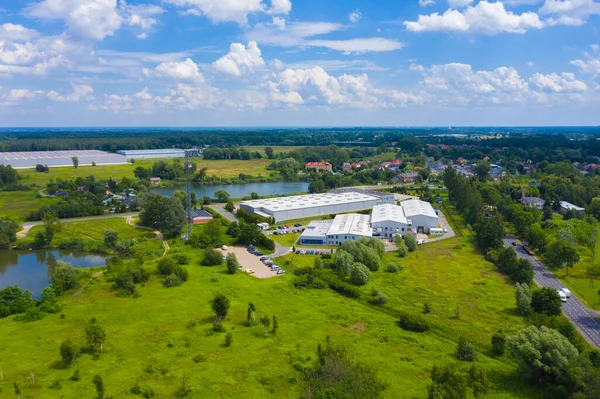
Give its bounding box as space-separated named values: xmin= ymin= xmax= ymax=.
xmin=259 ymin=256 xmax=286 ymax=275
xmin=272 ymin=224 xmax=305 ymax=235
xmin=295 ymin=249 xmax=329 ymax=255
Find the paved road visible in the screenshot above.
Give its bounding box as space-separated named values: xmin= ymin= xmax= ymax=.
xmin=207 ymin=204 xmax=237 ymax=222
xmin=504 ymin=237 xmax=600 ymax=348
xmin=426 ymin=210 xmax=456 ymax=243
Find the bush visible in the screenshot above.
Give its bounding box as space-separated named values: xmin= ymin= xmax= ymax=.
xmin=224 ymin=332 xmax=233 ymax=347
xmin=456 ymin=338 xmax=476 ymax=362
xmin=163 ymin=275 xmax=183 ymax=288
xmin=60 ymin=339 xmax=77 ymax=367
xmin=157 ymin=257 xmax=176 ymax=275
xmin=172 ymin=254 xmax=189 ymax=265
xmin=14 ymin=307 xmax=44 ymax=323
xmin=423 ymin=303 xmax=432 ymax=314
xmin=202 ymin=249 xmax=224 ymax=266
xmin=491 ymin=330 xmax=506 ymax=355
xmin=350 ymin=263 xmax=371 ymax=286
xmin=404 ymin=234 xmax=418 ymax=252
xmin=173 ymin=265 xmax=189 ymax=282
xmin=386 ymin=262 xmax=401 ymax=273
xmin=320 ymin=274 xmax=361 ymax=298
xmin=398 ymin=312 xmax=430 ymax=332
xmin=52 ymin=262 xmax=78 ymax=292
xmin=370 ymin=289 xmax=388 ymax=306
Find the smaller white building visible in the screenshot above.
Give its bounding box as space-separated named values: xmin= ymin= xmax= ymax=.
xmin=299 ymin=214 xmax=372 ymax=246
xmin=371 ymin=204 xmax=409 ymax=238
xmin=560 ymin=201 xmax=585 ymax=215
xmin=401 ymin=199 xmax=438 ymax=233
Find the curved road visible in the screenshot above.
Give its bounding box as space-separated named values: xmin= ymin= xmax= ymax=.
xmin=504 ymin=237 xmax=600 ymax=348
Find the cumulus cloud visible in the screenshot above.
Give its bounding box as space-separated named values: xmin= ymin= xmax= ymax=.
xmin=419 ymin=0 xmax=437 ymax=6
xmin=540 ymin=0 xmax=600 ymax=26
xmin=570 ymin=58 xmax=600 ymax=76
xmin=47 ymin=83 xmax=95 ymax=101
xmin=349 ymin=9 xmax=362 ymax=23
xmin=213 ymin=41 xmax=265 ymax=77
xmin=268 ymin=0 xmax=292 ymax=15
xmin=143 ymin=58 xmax=204 ymax=82
xmin=266 ymin=66 xmax=425 ymax=108
xmin=449 ymin=0 xmax=474 ymax=6
xmin=0 ymin=23 xmax=40 ymax=42
xmin=121 ymin=2 xmax=165 ymax=39
xmin=405 ymin=1 xmax=544 ymax=34
xmin=528 ymin=72 xmax=588 ymax=92
xmin=164 ymin=0 xmax=265 ymax=25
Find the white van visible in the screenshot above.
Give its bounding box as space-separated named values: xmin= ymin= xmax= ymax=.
xmin=221 ymin=245 xmax=228 ymax=251
xmin=557 ymin=290 xmax=567 ymax=302
xmin=561 ymin=288 xmax=571 ymax=298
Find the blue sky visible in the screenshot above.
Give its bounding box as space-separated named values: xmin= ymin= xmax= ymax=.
xmin=0 ymin=0 xmax=599 ymax=126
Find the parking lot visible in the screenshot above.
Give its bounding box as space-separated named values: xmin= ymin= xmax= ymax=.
xmin=219 ymin=247 xmax=283 ymax=279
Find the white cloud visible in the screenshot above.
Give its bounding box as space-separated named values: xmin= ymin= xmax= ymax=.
xmin=268 ymin=0 xmax=292 ymax=15
xmin=0 ymin=24 xmax=39 ymax=42
xmin=591 ymin=44 xmax=599 ymax=52
xmin=571 ymin=58 xmax=600 ymax=75
xmin=27 ymin=0 xmax=123 ymax=41
xmin=349 ymin=9 xmax=362 ymax=23
xmin=540 ymin=0 xmax=600 ymax=26
xmin=247 ymin=21 xmax=403 ymax=53
xmin=121 ymin=2 xmax=165 ymax=39
xmin=164 ymin=0 xmax=265 ymax=25
xmin=213 ymin=41 xmax=265 ymax=77
xmin=304 ymin=38 xmax=404 ymax=54
xmin=272 ymin=16 xmax=286 ymax=29
xmin=4 ymin=89 xmax=45 ymax=102
xmin=405 ymin=1 xmax=544 ymax=34
xmin=419 ymin=0 xmax=437 ymax=6
xmin=529 ymin=72 xmax=588 ymax=92
xmin=47 ymin=83 xmax=95 ymax=101
xmin=267 ymin=66 xmax=425 ymax=108
xmin=144 ymin=58 xmax=205 ymax=82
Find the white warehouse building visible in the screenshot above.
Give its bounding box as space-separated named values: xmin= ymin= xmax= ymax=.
xmin=371 ymin=203 xmax=410 ymax=238
xmin=401 ymin=199 xmax=438 ymax=233
xmin=300 ymin=214 xmax=373 ymax=246
xmin=239 ymin=191 xmax=394 ymax=222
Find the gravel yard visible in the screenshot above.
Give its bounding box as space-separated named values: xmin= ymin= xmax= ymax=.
xmin=220 ymin=247 xmax=282 ymax=279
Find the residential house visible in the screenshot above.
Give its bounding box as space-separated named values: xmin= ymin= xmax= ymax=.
xmin=383 ymin=159 xmax=402 ymax=171
xmin=187 ymin=209 xmax=214 ymax=224
xmin=342 ymin=163 xmax=352 ymax=172
xmin=456 ymin=157 xmax=468 ymax=165
xmin=396 ymin=171 xmax=419 ymax=184
xmin=306 ymin=162 xmax=333 ymax=173
xmin=560 ymin=201 xmax=585 ymax=215
xmin=150 ymin=177 xmax=162 ymax=185
xmin=521 ymin=197 xmax=545 ymax=210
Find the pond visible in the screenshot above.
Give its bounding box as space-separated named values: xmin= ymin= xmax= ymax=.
xmin=152 ymin=181 xmax=309 ymax=199
xmin=0 ymin=250 xmax=106 ymax=297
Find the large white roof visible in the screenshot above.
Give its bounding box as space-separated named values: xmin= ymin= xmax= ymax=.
xmin=371 ymin=204 xmax=407 ymax=224
xmin=401 ymin=199 xmax=438 ymax=219
xmin=240 ymin=192 xmax=379 ymax=212
xmin=301 ymin=220 xmax=333 ymax=238
xmin=327 ymin=213 xmax=372 ymax=237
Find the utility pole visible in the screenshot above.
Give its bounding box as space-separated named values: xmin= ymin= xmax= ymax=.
xmin=184 ymin=150 xmax=193 ymax=240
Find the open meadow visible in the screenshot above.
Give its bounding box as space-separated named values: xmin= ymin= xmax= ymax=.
xmin=0 ymin=206 xmax=542 ymax=398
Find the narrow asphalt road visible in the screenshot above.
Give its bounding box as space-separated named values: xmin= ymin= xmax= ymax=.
xmin=207 ymin=204 xmax=237 ymax=222
xmin=504 ymin=237 xmax=600 ymax=349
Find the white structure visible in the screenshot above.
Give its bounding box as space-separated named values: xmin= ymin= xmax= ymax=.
xmin=116 ymin=149 xmax=186 ymax=159
xmin=401 ymin=199 xmax=438 ymax=233
xmin=371 ymin=204 xmax=409 ymax=238
xmin=240 ymin=191 xmax=394 ymax=222
xmin=0 ymin=150 xmax=127 ymax=169
xmin=560 ymin=201 xmax=585 ymax=215
xmin=522 ymin=197 xmax=545 ymax=210
xmin=299 ymin=214 xmax=372 ymax=246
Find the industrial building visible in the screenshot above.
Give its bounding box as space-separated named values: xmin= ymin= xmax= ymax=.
xmin=401 ymin=199 xmax=438 ymax=233
xmin=299 ymin=214 xmax=373 ymax=246
xmin=116 ymin=149 xmax=189 ymax=159
xmin=239 ymin=191 xmax=394 ymax=222
xmin=300 ymin=199 xmax=439 ymax=246
xmin=0 ymin=150 xmax=127 ymax=169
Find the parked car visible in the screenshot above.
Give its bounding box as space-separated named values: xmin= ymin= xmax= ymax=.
xmin=246 ymin=269 xmax=255 ymax=274
xmin=284 ymin=225 xmax=290 ymax=228
xmin=557 ymin=290 xmax=567 ymax=302
xmin=299 ymin=250 xmax=306 ymax=254
xmin=295 ymin=250 xmax=301 ymax=254
xmin=255 ymin=252 xmax=263 ymax=256
xmin=260 ymin=256 xmax=268 ymax=261
xmin=561 ymin=288 xmax=571 ymax=298
xmin=443 ymin=228 xmax=448 ymax=233
xmin=294 ymin=223 xmax=301 ymax=227
xmin=277 ymin=270 xmax=286 ymax=275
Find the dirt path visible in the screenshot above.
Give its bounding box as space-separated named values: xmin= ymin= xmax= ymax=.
xmin=74 ymin=271 xmax=104 ymax=297
xmin=126 ymin=216 xmax=169 ymax=257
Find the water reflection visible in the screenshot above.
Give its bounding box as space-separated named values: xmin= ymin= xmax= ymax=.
xmin=0 ymin=250 xmax=106 ymax=297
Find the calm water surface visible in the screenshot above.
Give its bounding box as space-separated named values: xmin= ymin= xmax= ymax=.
xmin=152 ymin=181 xmax=309 ymax=199
xmin=0 ymin=250 xmax=106 ymax=297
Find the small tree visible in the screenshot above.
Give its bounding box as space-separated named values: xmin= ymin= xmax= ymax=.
xmin=224 ymin=201 xmax=234 ymax=212
xmin=271 ymin=315 xmax=278 ymax=334
xmin=396 ymin=236 xmax=408 ymax=258
xmin=214 ymin=189 xmax=230 ymax=203
xmin=515 ymin=282 xmax=532 ymax=316
xmin=491 ymin=330 xmax=506 ymax=355
xmin=60 ymin=339 xmax=77 ymax=367
xmin=456 ymin=338 xmax=476 ymax=362
xmin=224 ymin=332 xmax=233 ymax=347
xmin=52 ymin=262 xmax=78 ymax=292
xmin=350 ymin=262 xmax=371 ymax=286
xmin=72 ymin=156 xmax=79 ymax=168
xmin=531 ymin=287 xmax=562 ymax=316
xmin=103 ymin=230 xmax=119 ymax=249
xmin=246 ymin=302 xmax=256 ymax=325
xmin=226 ymin=253 xmax=239 ymax=274
xmin=260 ymin=315 xmax=270 ymax=335
xmin=404 ymin=234 xmax=418 ymax=252
xmin=92 ymin=374 xmax=104 ymax=399
xmin=211 ymin=294 xmax=230 ymax=322
xmin=85 ymin=320 xmax=106 ymax=352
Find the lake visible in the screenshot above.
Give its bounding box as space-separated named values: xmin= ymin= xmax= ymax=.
xmin=151 ymin=181 xmax=309 ymax=199
xmin=0 ymin=250 xmax=106 ymax=297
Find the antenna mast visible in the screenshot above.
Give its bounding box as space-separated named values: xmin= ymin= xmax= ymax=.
xmin=184 ymin=150 xmax=192 ymax=240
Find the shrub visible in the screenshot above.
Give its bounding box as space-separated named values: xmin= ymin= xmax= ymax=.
xmin=172 ymin=254 xmax=189 ymax=265
xmin=163 ymin=275 xmax=183 ymax=288
xmin=320 ymin=274 xmax=361 ymax=298
xmin=370 ymin=290 xmax=388 ymax=306
xmin=157 ymin=257 xmax=176 ymax=275
xmin=173 ymin=265 xmax=189 ymax=282
xmin=52 ymin=262 xmax=78 ymax=292
xmin=350 ymin=263 xmax=371 ymax=286
xmin=423 ymin=303 xmax=432 ymax=314
xmin=491 ymin=330 xmax=506 ymax=355
xmin=456 ymin=338 xmax=476 ymax=362
xmin=202 ymin=249 xmax=223 ymax=266
xmin=386 ymin=262 xmax=401 ymax=273
xmin=398 ymin=312 xmax=430 ymax=332
xmin=15 ymin=306 xmax=44 ymax=322
xmin=224 ymin=332 xmax=233 ymax=347
xmin=60 ymin=339 xmax=77 ymax=367
xmin=404 ymin=234 xmax=418 ymax=252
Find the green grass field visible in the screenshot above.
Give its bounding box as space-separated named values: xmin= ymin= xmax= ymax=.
xmin=269 ymin=232 xmax=299 ymax=247
xmin=242 ymin=146 xmax=300 ymax=156
xmin=2 ymin=159 xmax=274 ymax=221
